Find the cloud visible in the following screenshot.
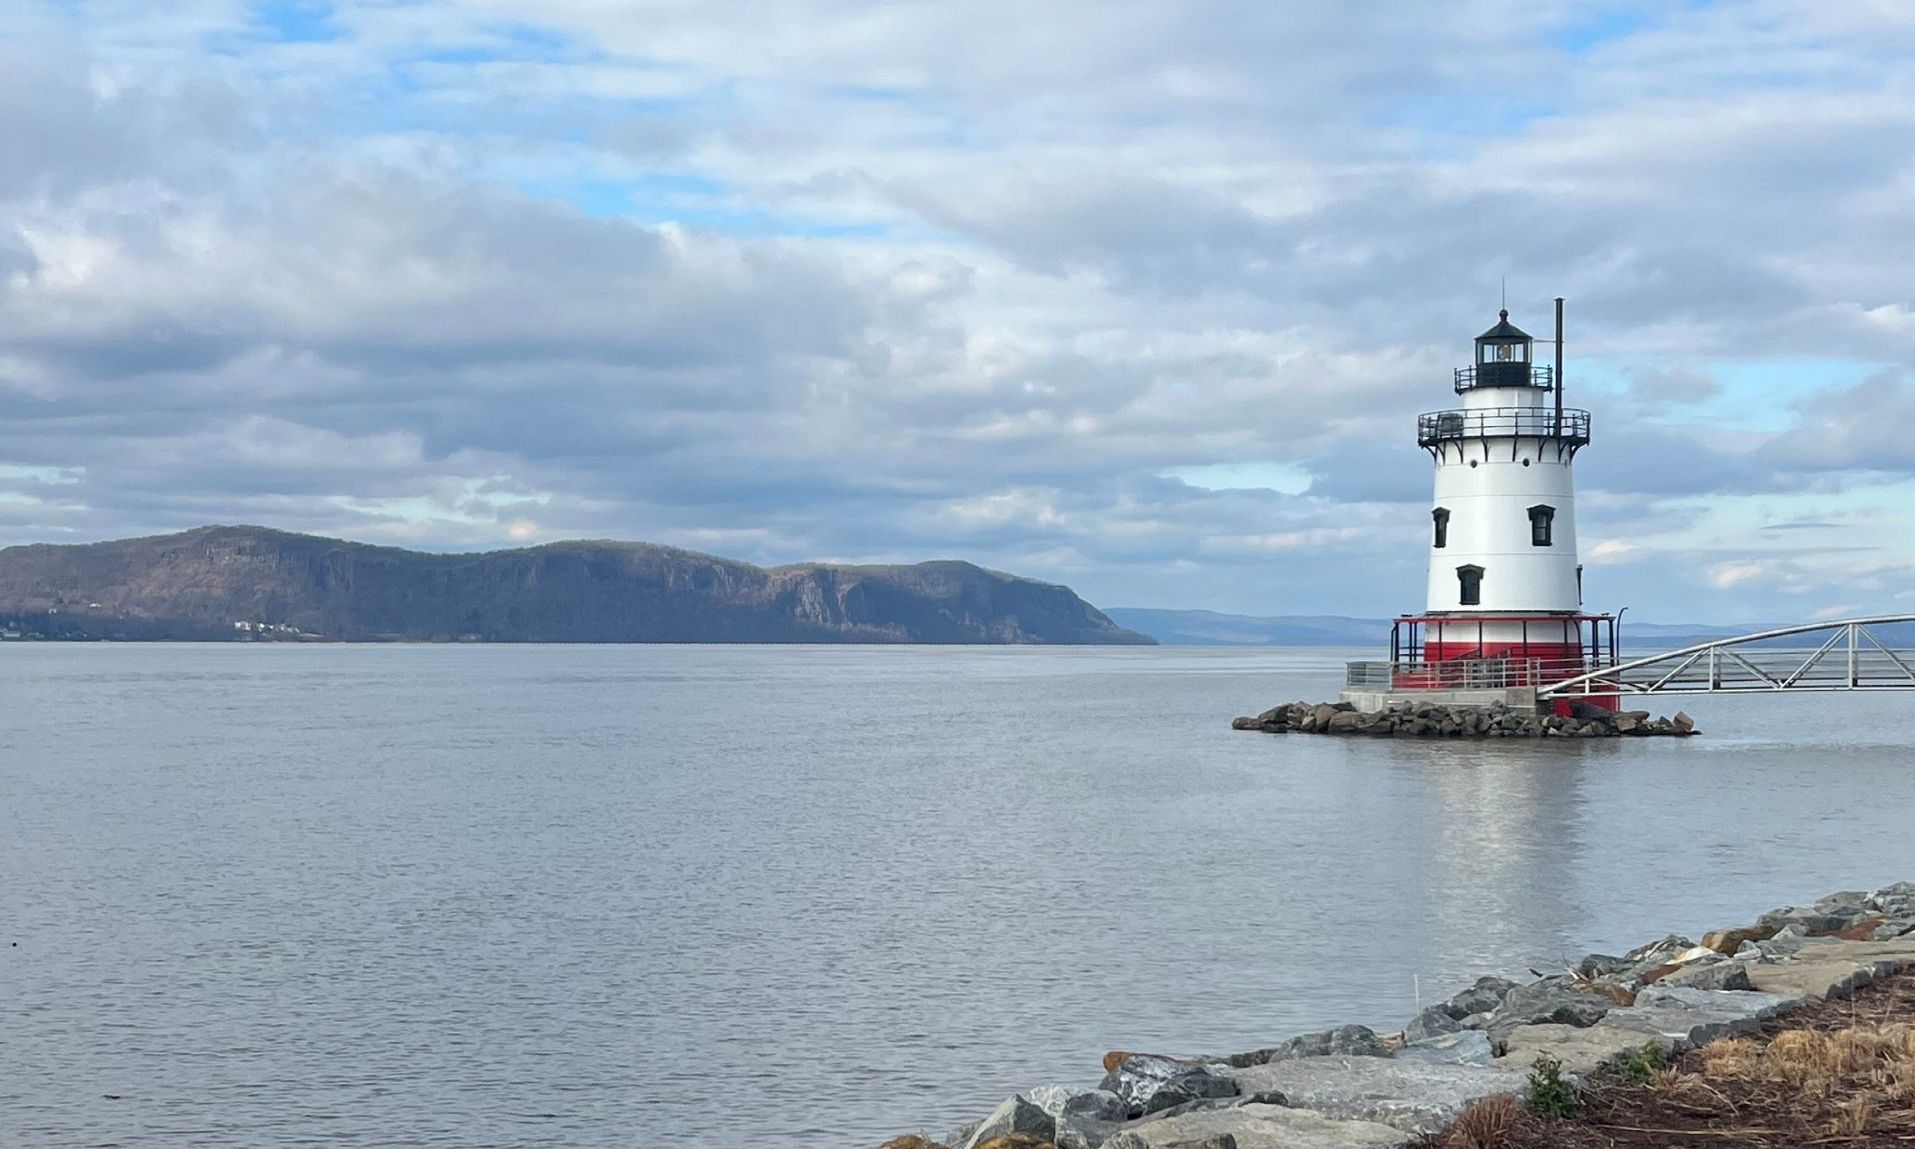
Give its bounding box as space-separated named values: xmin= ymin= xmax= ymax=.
xmin=3 ymin=1 xmax=1915 ymax=621
xmin=1583 ymin=539 xmax=1647 ymax=566
xmin=1707 ymin=561 xmax=1773 ymax=590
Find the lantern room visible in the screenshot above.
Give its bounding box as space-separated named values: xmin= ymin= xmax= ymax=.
xmin=1454 ymin=309 xmax=1554 ymax=393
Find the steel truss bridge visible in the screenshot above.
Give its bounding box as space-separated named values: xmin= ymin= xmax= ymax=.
xmin=1540 ymin=616 xmax=1915 ymax=700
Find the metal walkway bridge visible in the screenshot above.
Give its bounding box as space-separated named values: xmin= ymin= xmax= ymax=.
xmin=1541 ymin=616 xmax=1915 ymax=699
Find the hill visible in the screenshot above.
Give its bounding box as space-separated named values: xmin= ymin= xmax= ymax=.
xmin=0 ymin=526 xmax=1153 ymax=645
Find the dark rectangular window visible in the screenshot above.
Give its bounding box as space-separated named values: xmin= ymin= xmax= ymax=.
xmin=1528 ymin=504 xmax=1555 ymax=547
xmin=1457 ymin=564 xmax=1483 ymax=607
xmin=1432 ymin=507 xmax=1450 ymax=548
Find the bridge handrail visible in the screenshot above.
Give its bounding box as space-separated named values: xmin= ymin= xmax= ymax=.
xmin=1538 ymin=614 xmax=1915 ymax=697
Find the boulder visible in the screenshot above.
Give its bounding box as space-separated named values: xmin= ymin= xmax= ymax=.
xmin=1101 ymin=1055 xmax=1239 ymax=1118
xmin=1658 ymin=961 xmax=1754 ymax=992
xmin=1226 ymin=1056 xmax=1529 ymax=1136
xmin=1757 ymin=906 xmax=1864 ymax=937
xmin=1672 ymin=711 xmax=1694 ymax=732
xmin=1402 ymin=1005 xmax=1462 ymax=1044
xmin=1395 ymin=1029 xmax=1495 ymax=1066
xmin=1444 ymin=976 xmax=1517 ymax=1019
xmin=1498 ymin=1021 xmax=1679 ymax=1077
xmin=1701 ymin=925 xmax=1776 ymax=954
xmin=1326 ymin=712 xmax=1362 ymax=734
xmin=1597 ymin=1004 xmax=1768 ymax=1048
xmin=1623 ymin=934 xmax=1695 ymax=966
xmin=1833 ymin=917 xmax=1886 ymax=941
xmin=973 ymin=1138 xmax=1054 ymax=1149
xmin=1100 ymin=1104 xmax=1408 ymax=1149
xmin=1632 ymin=985 xmax=1797 ymax=1019
xmin=959 ymin=1095 xmax=1056 ymax=1149
xmin=1485 ymin=979 xmax=1611 ymax=1043
xmin=1575 ymin=953 xmax=1633 ymax=979
xmin=1815 ymin=890 xmax=1870 ymax=910
xmin=1868 ymin=882 xmax=1915 ymax=918
xmin=1226 ymin=1024 xmax=1385 ymax=1067
xmin=1026 ymin=1086 xmax=1127 ymax=1149
xmin=1108 ymin=1134 xmax=1234 ymax=1149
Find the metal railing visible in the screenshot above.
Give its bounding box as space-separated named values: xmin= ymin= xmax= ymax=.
xmin=1417 ymin=406 xmax=1591 ymax=447
xmin=1454 ymin=364 xmax=1554 ymax=393
xmin=1347 ymin=655 xmax=1611 ymax=692
xmin=1542 ymin=617 xmax=1915 ymax=698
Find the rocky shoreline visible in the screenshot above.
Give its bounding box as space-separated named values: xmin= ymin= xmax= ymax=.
xmin=1231 ymin=700 xmax=1698 ymax=739
xmin=879 ymin=883 xmax=1915 ymax=1149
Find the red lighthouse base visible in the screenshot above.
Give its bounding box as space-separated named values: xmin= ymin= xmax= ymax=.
xmin=1392 ymin=613 xmax=1620 ymax=713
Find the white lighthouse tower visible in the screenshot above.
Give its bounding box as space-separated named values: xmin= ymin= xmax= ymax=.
xmin=1353 ymin=300 xmax=1616 ymax=712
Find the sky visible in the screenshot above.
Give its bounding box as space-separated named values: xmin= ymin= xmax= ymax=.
xmin=3 ymin=1 xmax=1915 ymax=624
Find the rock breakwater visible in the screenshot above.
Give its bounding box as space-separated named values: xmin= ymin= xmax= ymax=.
xmin=880 ymin=883 xmax=1915 ymax=1149
xmin=1230 ymin=700 xmax=1698 ymax=738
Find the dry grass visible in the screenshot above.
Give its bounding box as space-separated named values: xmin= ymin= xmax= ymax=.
xmin=1445 ymin=1095 xmax=1526 ymax=1149
xmin=1699 ymin=1022 xmax=1915 ymax=1136
xmin=1706 ymin=1024 xmax=1915 ymax=1089
xmin=1403 ymin=972 xmax=1915 ymax=1149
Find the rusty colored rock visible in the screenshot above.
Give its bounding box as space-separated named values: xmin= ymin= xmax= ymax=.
xmin=1701 ymin=925 xmax=1777 ymax=954
xmin=1635 ymin=962 xmax=1682 ymax=985
xmin=973 ymin=1137 xmax=1055 ymax=1149
xmin=1835 ymin=916 xmax=1888 ymax=940
xmin=878 ymin=1138 xmax=947 ymax=1149
xmin=1593 ymin=981 xmax=1639 ymax=1006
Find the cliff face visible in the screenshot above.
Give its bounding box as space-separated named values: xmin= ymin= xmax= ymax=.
xmin=0 ymin=526 xmax=1154 ymax=644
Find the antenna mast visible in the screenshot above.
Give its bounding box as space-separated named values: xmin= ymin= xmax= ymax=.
xmin=1554 ymin=297 xmax=1565 ymax=435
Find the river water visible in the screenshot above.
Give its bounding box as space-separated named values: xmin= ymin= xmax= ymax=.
xmin=5 ymin=644 xmax=1914 ymax=1147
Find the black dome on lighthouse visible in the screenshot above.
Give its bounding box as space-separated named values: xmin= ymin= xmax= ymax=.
xmin=1477 ymin=309 xmax=1531 ymax=343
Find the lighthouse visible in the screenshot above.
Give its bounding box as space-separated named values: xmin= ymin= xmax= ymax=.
xmin=1347 ymin=300 xmax=1616 ymax=712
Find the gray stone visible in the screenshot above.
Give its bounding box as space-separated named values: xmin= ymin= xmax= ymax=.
xmin=1226 ymin=1025 xmax=1385 ymax=1068
xmin=1486 ymin=979 xmax=1612 ymax=1042
xmin=1438 ymin=976 xmax=1516 ymax=1020
xmin=1868 ymin=883 xmax=1915 ymax=918
xmin=1101 ymin=1055 xmax=1239 ymax=1118
xmin=1658 ymin=961 xmax=1754 ymax=991
xmin=1758 ymin=905 xmax=1864 ymax=936
xmin=1576 ymin=953 xmax=1633 ymax=979
xmin=1028 ymin=1086 xmax=1128 ymax=1149
xmin=1226 ymin=1055 xmax=1529 ymax=1136
xmin=1499 ymin=1021 xmax=1672 ymax=1077
xmin=1596 ymin=1004 xmax=1768 ymax=1047
xmin=1402 ymin=1004 xmax=1462 ymax=1044
xmin=959 ymin=1093 xmax=1055 ymax=1149
xmin=1815 ymin=890 xmax=1870 ymax=911
xmin=1633 ymin=985 xmax=1797 ymax=1018
xmin=1101 ymin=1104 xmax=1409 ymax=1149
xmin=1623 ymin=934 xmax=1696 ymax=965
xmin=1396 ymin=1029 xmax=1495 ymax=1066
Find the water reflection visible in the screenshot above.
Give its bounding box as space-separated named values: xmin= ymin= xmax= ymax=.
xmin=1391 ymin=739 xmax=1607 ymax=985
